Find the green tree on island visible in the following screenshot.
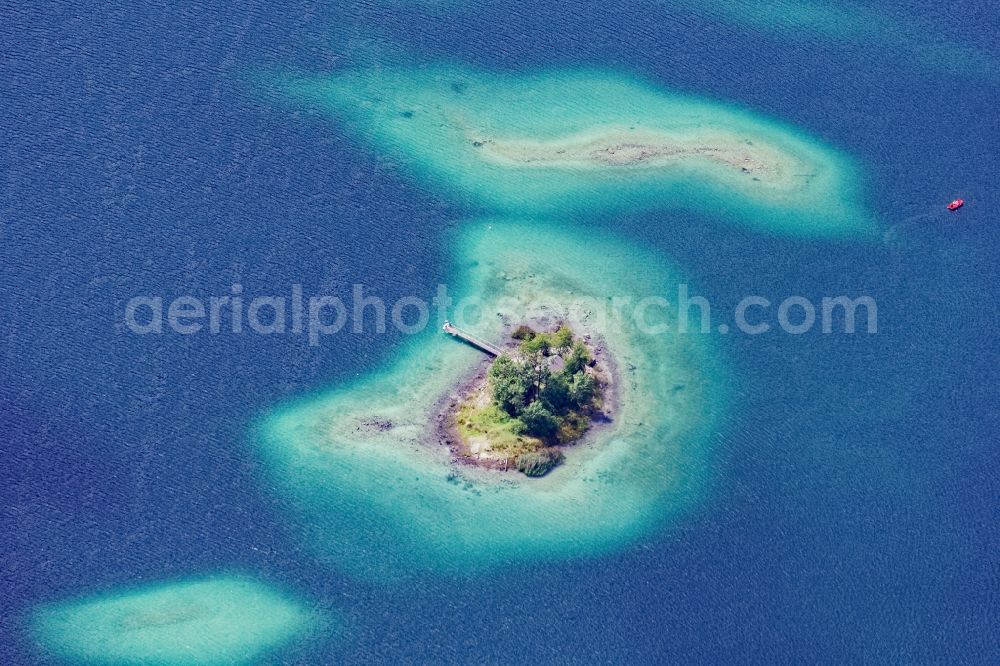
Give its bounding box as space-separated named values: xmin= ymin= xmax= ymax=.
xmin=564 ymin=341 xmax=590 ymax=375
xmin=488 ymin=355 xmax=532 ymax=414
xmin=519 ymin=400 xmax=559 ymax=438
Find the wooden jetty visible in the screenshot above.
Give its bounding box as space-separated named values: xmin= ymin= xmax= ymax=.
xmin=442 ymin=321 xmax=503 ymax=357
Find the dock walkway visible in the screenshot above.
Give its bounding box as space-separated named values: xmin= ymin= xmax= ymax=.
xmin=442 ymin=321 xmax=503 ymax=357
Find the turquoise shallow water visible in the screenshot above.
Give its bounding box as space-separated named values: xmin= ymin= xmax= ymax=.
xmin=281 ymin=64 xmax=872 ymax=237
xmin=30 ymin=576 xmax=322 ymax=665
xmin=4 ymin=0 xmax=998 ymax=663
xmin=258 ymin=220 xmax=725 ymax=580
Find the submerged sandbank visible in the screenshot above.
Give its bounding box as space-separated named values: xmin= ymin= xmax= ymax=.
xmin=257 ymin=220 xmax=724 ymax=581
xmin=278 ymin=65 xmax=871 ymax=236
xmin=30 ymin=575 xmax=319 ymax=665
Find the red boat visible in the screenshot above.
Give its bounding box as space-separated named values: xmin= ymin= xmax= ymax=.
xmin=947 ymin=198 xmax=964 ymax=211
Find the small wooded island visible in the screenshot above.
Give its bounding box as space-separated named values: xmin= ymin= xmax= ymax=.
xmin=449 ymin=324 xmax=607 ymax=477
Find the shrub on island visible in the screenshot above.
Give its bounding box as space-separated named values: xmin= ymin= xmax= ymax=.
xmin=515 ymin=447 xmax=565 ymax=477
xmin=520 ymin=401 xmax=559 ymax=438
xmin=511 ymin=325 xmax=536 ymax=341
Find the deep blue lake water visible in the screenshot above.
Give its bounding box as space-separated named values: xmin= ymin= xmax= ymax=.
xmin=3 ymin=1 xmax=998 ymax=663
